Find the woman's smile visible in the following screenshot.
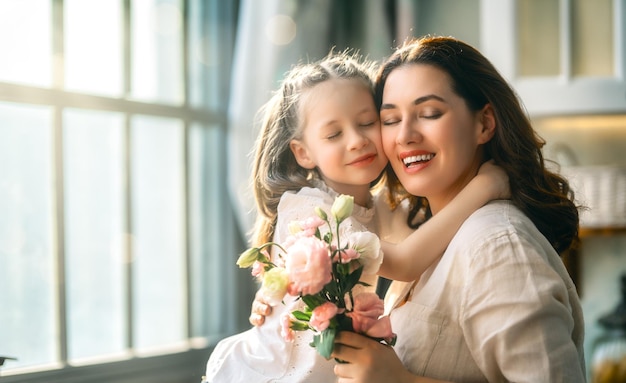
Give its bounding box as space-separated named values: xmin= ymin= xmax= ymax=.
xmin=400 ymin=151 xmax=435 ymax=169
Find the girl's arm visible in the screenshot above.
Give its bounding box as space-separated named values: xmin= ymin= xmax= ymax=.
xmin=378 ymin=161 xmax=509 ymax=282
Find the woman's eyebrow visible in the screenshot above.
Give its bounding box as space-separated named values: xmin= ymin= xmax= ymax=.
xmin=413 ymin=94 xmax=445 ymax=104
xmin=380 ymin=94 xmax=445 ymax=111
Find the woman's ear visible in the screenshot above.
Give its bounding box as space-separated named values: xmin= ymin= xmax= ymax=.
xmin=289 ymin=139 xmax=316 ymax=169
xmin=476 ymin=104 xmax=496 ymax=144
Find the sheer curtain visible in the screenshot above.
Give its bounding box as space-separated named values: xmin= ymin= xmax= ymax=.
xmin=227 ymin=0 xmax=396 ymax=235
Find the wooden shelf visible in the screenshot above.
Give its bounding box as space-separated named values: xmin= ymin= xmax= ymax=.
xmin=580 ymin=226 xmax=626 ymax=237
xmin=565 ymin=225 xmax=626 ymax=298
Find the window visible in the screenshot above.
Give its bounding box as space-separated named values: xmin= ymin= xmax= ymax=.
xmin=0 ymin=1 xmax=242 ymax=382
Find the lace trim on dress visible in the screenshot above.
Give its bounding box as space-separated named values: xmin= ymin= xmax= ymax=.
xmin=310 ymin=179 xmax=375 ymax=223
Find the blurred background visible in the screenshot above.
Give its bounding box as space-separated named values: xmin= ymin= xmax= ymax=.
xmin=1 ymin=0 xmax=625 ymax=382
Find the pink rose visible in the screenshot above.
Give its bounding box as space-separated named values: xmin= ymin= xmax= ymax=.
xmin=347 ymin=292 xmax=394 ymax=340
xmin=335 ymin=248 xmax=360 ymax=264
xmin=285 ymin=236 xmax=332 ymax=296
xmin=280 ymin=312 xmax=295 ymax=342
xmin=300 ymin=216 xmax=326 ymax=236
xmin=251 ymin=261 xmax=265 ymax=277
xmin=309 ymin=302 xmax=338 ymax=332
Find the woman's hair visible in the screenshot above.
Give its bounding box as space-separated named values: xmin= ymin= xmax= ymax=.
xmin=376 ymin=36 xmax=579 ymax=254
xmin=251 ymin=50 xmax=379 ymax=246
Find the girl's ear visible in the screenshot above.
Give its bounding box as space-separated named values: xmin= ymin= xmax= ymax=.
xmin=476 ymin=103 xmax=496 ymax=144
xmin=289 ymin=139 xmax=316 ymax=169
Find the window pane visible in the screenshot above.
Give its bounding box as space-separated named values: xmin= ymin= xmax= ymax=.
xmin=0 ymin=0 xmax=51 ymax=86
xmin=188 ymin=0 xmax=207 ymax=109
xmin=571 ymin=0 xmax=613 ymax=76
xmin=131 ymin=0 xmax=184 ymax=104
xmin=188 ymin=123 xmax=208 ymax=337
xmin=0 ymin=103 xmax=55 ymax=369
xmin=65 ymin=1 xmax=123 ymax=96
xmin=517 ymin=0 xmax=560 ymax=76
xmin=64 ymin=110 xmax=126 ymax=360
xmin=413 ymin=0 xmax=480 ymax=48
xmin=131 ymin=116 xmax=185 ymax=350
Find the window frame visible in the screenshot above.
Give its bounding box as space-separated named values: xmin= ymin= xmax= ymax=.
xmin=0 ymin=1 xmax=242 ymax=382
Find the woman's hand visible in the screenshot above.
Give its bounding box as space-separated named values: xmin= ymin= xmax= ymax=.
xmin=249 ymin=290 xmax=272 ymax=326
xmin=332 ymin=331 xmax=414 ymax=383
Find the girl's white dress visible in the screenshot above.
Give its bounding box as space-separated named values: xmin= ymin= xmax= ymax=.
xmin=204 ymin=181 xmax=412 ymax=382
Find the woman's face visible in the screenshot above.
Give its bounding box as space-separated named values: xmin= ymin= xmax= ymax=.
xmin=380 ymin=64 xmax=492 ymax=214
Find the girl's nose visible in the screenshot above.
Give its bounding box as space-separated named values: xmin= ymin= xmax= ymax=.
xmin=347 ymin=129 xmax=369 ymax=150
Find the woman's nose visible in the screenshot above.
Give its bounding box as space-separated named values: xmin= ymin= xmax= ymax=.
xmin=396 ymin=118 xmax=421 ymax=145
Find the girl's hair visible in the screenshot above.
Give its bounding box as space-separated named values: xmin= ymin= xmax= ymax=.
xmin=251 ymin=50 xmax=379 ymax=246
xmin=376 ymin=36 xmax=579 ymax=254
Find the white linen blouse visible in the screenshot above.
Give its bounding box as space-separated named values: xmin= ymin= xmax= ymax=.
xmin=385 ymin=200 xmax=586 ymax=382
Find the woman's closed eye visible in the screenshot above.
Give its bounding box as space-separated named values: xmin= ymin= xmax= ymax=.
xmin=420 ymin=112 xmax=442 ymax=119
xmin=382 ymin=118 xmax=400 ymax=126
xmin=419 ymin=106 xmax=443 ymax=119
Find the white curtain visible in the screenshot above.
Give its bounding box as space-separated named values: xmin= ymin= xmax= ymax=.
xmin=227 ymin=0 xmax=394 ymax=236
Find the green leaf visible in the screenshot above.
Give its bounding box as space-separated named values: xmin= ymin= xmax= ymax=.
xmin=291 ymin=310 xmax=311 ymax=321
xmin=323 ymin=232 xmax=333 ymax=245
xmin=324 ymin=282 xmax=340 ymax=299
xmin=290 ymin=321 xmax=310 ymax=331
xmin=336 ymin=262 xmax=351 ymax=275
xmin=311 ymin=327 xmax=337 ymax=359
xmin=301 ymin=294 xmax=325 ymax=309
xmin=341 ymin=266 xmax=364 ymax=291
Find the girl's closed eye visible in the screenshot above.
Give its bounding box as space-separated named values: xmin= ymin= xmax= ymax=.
xmin=326 ymin=130 xmax=342 ymax=140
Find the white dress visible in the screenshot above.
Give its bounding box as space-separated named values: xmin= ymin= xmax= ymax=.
xmin=204 ymin=181 xmax=413 ymax=383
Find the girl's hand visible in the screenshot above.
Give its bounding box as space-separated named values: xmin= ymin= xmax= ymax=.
xmin=477 ymin=160 xmax=510 ymax=200
xmin=249 ymin=290 xmax=272 ymax=326
xmin=332 ymin=331 xmax=414 ymax=383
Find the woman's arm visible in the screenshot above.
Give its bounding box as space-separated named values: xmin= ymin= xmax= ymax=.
xmin=378 ymin=161 xmax=509 ymax=282
xmin=461 ymin=235 xmax=585 ymax=382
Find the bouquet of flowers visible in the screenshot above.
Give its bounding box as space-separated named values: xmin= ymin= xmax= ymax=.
xmin=236 ymin=194 xmax=396 ymax=359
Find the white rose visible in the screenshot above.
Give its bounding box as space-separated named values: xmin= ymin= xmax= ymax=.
xmin=347 ymin=231 xmax=383 ymax=275
xmin=260 ymin=267 xmax=290 ymax=306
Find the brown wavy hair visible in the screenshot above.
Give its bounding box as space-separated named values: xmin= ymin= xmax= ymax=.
xmin=376 ymin=36 xmax=579 ymax=254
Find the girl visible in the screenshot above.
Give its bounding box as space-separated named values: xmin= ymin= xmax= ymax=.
xmin=205 ymin=50 xmax=507 ymax=382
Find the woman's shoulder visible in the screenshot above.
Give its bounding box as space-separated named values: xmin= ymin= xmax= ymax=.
xmin=454 ymin=200 xmax=555 ymax=256
xmin=464 ymin=200 xmax=530 ymax=229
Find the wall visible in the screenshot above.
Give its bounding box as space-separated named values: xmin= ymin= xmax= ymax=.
xmin=534 ymin=114 xmax=626 ymax=377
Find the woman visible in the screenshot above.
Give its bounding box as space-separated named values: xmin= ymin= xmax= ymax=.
xmin=332 ymin=36 xmax=585 ymax=382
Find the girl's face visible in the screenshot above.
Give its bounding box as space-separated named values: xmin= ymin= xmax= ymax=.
xmin=380 ymin=64 xmax=494 ymax=214
xmin=290 ymin=78 xmax=387 ymax=205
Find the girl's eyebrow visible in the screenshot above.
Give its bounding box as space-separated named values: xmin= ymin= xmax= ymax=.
xmin=380 ymin=94 xmax=445 ymax=110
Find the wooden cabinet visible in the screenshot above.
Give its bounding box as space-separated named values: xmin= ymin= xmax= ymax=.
xmin=563 ymin=227 xmax=626 ymax=296
xmin=480 ymin=0 xmax=626 ymax=116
